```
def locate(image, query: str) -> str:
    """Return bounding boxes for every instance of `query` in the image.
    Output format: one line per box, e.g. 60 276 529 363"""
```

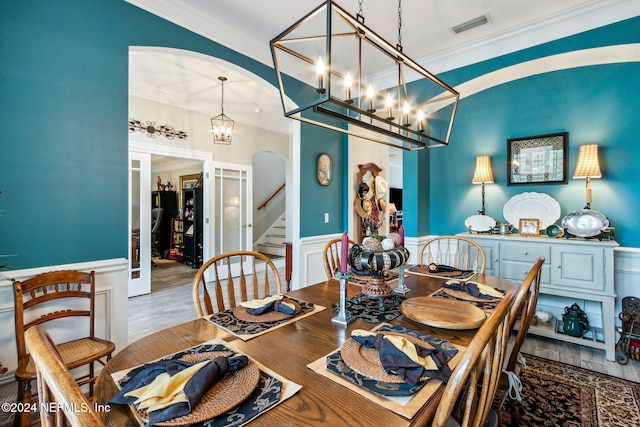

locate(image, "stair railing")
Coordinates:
257 182 285 210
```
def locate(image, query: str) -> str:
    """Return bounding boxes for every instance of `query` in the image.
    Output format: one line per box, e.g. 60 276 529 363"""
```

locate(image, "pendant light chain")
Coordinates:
357 0 365 23
397 0 402 50
220 78 225 114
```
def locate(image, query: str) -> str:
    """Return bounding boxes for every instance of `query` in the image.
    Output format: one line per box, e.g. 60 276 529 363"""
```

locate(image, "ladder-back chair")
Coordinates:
193 251 283 317
432 293 514 427
13 270 115 427
419 236 486 273
25 325 104 427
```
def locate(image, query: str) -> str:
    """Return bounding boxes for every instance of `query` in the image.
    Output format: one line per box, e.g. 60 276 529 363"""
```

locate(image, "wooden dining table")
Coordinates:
96 272 518 427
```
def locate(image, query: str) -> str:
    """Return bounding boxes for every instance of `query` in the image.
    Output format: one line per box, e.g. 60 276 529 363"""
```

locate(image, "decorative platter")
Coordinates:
503 192 561 230
561 209 609 237
464 214 496 232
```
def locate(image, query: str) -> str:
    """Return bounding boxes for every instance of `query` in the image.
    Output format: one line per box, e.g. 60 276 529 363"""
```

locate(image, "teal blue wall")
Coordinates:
0 0 344 270
426 16 640 247
299 122 347 237
1 1 638 271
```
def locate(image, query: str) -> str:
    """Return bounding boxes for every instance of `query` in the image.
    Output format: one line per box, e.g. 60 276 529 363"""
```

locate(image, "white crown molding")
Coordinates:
421 0 640 74
366 0 640 88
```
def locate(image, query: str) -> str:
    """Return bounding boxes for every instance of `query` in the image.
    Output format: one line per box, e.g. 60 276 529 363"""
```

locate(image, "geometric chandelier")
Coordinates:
211 76 235 144
270 0 459 151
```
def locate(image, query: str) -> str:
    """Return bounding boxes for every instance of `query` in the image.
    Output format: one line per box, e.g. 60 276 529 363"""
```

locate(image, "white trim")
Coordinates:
0 258 128 284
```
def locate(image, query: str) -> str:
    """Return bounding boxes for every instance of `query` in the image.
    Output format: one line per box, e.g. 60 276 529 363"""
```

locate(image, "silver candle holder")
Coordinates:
332 273 355 326
393 266 410 295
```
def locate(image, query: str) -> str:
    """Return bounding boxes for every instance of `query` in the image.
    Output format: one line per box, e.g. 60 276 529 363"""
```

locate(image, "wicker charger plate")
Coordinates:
442 287 502 303
132 351 260 426
340 331 435 384
232 299 302 323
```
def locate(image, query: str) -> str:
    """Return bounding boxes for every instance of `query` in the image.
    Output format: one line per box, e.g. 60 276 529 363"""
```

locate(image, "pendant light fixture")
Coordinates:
211 76 234 144
270 0 459 151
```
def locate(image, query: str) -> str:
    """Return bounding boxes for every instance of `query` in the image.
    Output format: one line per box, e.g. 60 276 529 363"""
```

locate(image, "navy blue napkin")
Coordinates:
110 355 248 426
352 334 452 385
443 281 497 300
245 299 296 315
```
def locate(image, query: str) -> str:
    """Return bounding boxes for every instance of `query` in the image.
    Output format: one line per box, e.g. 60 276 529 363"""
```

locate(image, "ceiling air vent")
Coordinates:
451 15 489 34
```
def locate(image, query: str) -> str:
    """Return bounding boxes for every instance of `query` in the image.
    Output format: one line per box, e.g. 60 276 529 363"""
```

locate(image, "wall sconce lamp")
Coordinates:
471 155 494 216
573 144 602 209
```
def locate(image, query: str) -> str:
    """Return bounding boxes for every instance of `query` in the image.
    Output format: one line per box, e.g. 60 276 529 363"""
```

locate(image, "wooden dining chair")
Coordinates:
431 292 514 427
494 257 545 425
419 236 486 273
193 250 283 317
13 270 115 427
25 325 104 427
322 237 357 279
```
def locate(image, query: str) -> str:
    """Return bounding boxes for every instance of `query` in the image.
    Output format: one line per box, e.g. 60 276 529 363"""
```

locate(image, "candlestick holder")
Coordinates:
393 265 410 295
331 273 355 326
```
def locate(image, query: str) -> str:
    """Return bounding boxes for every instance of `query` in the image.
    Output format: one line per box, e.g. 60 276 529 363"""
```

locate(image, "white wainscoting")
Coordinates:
0 258 129 385
298 233 341 289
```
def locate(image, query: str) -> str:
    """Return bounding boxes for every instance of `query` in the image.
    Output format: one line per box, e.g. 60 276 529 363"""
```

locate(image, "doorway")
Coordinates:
128 143 255 297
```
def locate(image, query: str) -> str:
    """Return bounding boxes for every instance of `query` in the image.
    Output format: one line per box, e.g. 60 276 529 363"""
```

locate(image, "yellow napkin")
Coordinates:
239 294 284 309
474 282 504 298
125 359 211 412
351 330 437 370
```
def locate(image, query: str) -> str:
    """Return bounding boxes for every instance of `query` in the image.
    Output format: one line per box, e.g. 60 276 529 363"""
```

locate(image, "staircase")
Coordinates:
254 214 286 257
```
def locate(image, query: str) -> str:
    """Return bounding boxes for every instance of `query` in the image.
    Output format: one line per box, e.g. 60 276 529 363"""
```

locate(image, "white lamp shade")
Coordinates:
471 155 494 184
573 144 602 179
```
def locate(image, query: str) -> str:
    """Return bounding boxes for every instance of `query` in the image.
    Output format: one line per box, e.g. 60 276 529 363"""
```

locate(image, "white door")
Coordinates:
129 152 151 296
211 162 252 276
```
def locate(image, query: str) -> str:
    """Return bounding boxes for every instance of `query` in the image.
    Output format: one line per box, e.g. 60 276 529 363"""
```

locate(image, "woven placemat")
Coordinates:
340 332 435 384
232 299 302 323
441 287 502 303
132 351 260 426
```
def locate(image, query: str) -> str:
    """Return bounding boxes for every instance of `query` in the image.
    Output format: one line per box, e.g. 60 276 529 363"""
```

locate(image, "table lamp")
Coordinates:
388 203 397 229
471 155 494 215
573 144 601 209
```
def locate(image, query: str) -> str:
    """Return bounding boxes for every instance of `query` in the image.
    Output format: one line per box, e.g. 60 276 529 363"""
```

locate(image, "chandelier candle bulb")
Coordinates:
316 57 325 94
344 72 353 104
366 84 376 112
402 100 411 127
417 108 425 132
386 93 395 120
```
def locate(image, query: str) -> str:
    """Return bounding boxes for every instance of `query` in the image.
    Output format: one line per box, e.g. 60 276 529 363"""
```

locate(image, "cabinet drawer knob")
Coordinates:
556 264 561 268
522 251 528 255
494 258 499 262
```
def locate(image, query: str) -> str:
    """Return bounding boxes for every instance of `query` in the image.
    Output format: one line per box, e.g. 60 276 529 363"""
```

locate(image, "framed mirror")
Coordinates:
317 153 332 186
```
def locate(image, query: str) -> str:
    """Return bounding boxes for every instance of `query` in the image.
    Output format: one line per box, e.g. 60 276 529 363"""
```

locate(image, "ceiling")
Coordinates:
127 0 637 135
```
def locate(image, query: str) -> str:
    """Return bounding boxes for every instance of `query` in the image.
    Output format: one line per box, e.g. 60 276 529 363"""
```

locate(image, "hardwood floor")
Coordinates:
129 259 640 382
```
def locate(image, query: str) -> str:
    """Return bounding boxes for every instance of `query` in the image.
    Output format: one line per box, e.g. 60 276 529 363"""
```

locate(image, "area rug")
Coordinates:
498 354 640 426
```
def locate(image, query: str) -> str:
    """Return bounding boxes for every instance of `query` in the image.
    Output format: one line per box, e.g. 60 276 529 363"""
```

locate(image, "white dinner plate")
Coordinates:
464 215 496 232
503 192 560 229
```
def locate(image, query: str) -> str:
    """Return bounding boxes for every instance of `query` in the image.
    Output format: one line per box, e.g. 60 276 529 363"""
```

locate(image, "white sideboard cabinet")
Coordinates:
458 233 618 360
